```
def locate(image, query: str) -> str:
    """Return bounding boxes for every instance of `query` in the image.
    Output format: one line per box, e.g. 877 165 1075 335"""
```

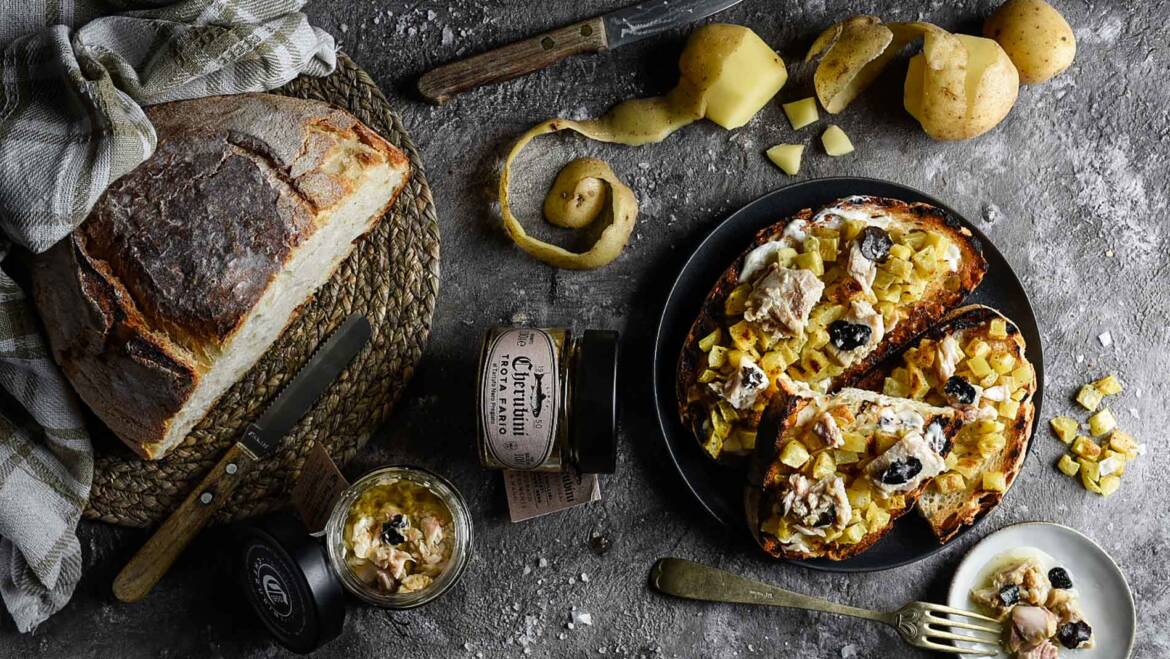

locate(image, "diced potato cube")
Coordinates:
1078 457 1100 483
1080 467 1103 494
888 243 913 262
760 515 785 538
1088 409 1116 437
724 284 752 316
794 250 824 276
1076 384 1103 411
716 400 739 422
945 451 959 470
766 144 804 176
1098 475 1121 496
967 356 993 378
840 523 867 544
708 345 728 369
982 471 1008 492
684 25 789 130
1094 374 1123 396
875 433 900 455
729 320 756 352
833 450 860 465
1071 436 1102 460
821 124 854 156
974 419 1006 434
979 371 999 389
1108 429 1139 457
703 428 724 457
966 339 992 360
911 246 937 276
726 349 746 369
698 328 722 352
698 369 720 384
730 429 757 452
936 472 966 493
779 440 811 468
990 353 1016 375
759 350 788 375
811 451 836 479
883 376 909 398
1011 364 1034 386
953 456 983 480
782 97 819 129
1049 416 1078 444
841 432 869 453
884 494 907 509
847 482 872 509
1057 454 1080 477
999 399 1021 420
819 236 839 263
989 318 1008 339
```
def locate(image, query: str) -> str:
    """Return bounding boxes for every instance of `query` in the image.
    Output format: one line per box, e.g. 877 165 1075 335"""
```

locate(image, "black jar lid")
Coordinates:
571 329 619 474
237 513 345 654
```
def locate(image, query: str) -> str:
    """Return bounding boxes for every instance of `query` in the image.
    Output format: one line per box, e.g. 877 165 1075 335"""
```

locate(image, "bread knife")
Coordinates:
417 0 746 104
112 314 373 603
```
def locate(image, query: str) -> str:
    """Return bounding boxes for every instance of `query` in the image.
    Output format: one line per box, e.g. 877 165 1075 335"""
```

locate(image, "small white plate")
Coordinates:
948 522 1135 659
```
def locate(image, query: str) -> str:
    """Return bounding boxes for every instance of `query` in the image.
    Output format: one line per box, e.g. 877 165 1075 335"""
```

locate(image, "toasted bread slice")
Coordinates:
746 387 963 561
678 195 987 462
853 304 1037 542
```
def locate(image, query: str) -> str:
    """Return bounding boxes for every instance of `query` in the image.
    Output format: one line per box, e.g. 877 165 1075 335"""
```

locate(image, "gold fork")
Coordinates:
650 557 1002 657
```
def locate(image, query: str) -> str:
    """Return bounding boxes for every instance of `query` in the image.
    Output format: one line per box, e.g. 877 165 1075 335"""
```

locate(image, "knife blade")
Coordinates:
417 0 746 104
603 0 746 50
112 315 372 603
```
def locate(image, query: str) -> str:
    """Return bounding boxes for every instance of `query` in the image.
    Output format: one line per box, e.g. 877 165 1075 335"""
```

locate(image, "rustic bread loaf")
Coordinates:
31 93 410 460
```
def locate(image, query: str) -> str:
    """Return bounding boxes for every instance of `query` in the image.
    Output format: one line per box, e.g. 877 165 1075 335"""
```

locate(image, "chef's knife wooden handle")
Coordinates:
418 17 607 104
112 441 257 603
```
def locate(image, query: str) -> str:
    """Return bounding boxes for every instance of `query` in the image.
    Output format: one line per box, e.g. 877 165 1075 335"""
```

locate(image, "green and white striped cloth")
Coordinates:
0 0 335 632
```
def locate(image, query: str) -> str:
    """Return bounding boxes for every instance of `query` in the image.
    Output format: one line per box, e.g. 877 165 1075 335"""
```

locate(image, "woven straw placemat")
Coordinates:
83 54 440 527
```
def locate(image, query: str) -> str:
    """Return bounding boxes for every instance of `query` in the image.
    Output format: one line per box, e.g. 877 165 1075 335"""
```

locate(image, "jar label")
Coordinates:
481 328 559 470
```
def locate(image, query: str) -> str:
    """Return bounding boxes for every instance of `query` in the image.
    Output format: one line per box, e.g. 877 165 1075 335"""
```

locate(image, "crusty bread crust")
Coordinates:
852 304 1036 543
677 196 988 462
32 94 411 460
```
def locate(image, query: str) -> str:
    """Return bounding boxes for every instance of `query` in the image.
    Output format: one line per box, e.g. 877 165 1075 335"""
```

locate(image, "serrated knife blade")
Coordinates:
241 314 372 458
603 0 746 50
113 314 372 603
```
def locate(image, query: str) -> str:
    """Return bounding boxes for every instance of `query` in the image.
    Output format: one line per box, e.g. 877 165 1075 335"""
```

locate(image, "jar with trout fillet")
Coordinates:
325 467 472 608
476 327 618 473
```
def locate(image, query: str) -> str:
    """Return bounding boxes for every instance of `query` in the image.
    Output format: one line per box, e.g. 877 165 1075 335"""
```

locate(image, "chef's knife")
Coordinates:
112 315 372 603
417 0 746 104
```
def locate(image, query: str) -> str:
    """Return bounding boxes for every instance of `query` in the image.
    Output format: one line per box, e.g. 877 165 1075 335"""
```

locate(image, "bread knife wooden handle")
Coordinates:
112 315 372 603
417 17 606 104
112 441 257 603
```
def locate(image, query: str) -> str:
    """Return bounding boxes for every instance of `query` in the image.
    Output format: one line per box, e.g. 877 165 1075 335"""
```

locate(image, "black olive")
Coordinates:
880 457 923 485
813 506 836 528
380 523 406 546
742 366 765 389
944 376 978 405
858 226 893 263
829 320 873 351
389 513 409 529
1057 620 1092 649
1048 566 1073 589
997 584 1020 607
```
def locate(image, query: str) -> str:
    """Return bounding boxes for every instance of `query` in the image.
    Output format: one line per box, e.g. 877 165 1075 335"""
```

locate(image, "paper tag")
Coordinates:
503 469 601 522
290 442 350 535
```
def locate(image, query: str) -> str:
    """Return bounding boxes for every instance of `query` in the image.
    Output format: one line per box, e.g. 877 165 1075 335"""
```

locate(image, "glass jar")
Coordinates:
324 466 472 609
476 327 618 473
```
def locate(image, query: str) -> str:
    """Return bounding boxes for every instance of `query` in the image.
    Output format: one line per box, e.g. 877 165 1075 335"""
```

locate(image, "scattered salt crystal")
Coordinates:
580 572 589 582
980 202 1002 224
567 623 575 630
1128 407 1140 418
441 26 455 47
841 644 859 658
339 23 348 33
1136 443 1147 455
464 642 472 651
1076 354 1085 364
598 648 607 654
1098 331 1113 347
512 602 521 611
558 633 567 640
1105 249 1115 257
568 577 576 584
523 566 532 575
427 9 437 19
572 610 593 626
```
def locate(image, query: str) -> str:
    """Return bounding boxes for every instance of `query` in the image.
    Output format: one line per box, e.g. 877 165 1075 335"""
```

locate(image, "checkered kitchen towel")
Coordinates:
0 0 335 632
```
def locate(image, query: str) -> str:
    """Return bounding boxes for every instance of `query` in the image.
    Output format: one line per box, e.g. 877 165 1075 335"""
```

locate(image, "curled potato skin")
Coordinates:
984 0 1076 84
500 121 639 270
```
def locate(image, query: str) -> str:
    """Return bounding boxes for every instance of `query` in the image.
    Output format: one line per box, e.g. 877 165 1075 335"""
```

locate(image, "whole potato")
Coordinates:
984 0 1076 84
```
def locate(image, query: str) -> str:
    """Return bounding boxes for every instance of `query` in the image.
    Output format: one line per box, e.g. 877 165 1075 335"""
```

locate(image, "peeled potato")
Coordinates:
905 32 1019 140
680 24 788 129
984 0 1076 84
805 16 909 113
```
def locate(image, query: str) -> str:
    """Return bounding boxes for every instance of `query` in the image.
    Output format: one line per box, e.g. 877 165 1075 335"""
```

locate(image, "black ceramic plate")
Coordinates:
652 177 1044 572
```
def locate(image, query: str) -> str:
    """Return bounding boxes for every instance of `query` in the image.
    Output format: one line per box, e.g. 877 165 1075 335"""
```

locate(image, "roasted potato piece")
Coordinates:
984 0 1076 84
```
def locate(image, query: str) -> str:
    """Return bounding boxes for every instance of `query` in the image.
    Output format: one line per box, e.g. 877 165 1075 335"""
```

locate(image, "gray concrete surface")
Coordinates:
2 1 1168 657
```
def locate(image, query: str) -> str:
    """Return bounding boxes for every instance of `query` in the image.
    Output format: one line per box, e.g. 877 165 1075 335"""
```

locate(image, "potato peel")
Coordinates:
806 16 896 114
